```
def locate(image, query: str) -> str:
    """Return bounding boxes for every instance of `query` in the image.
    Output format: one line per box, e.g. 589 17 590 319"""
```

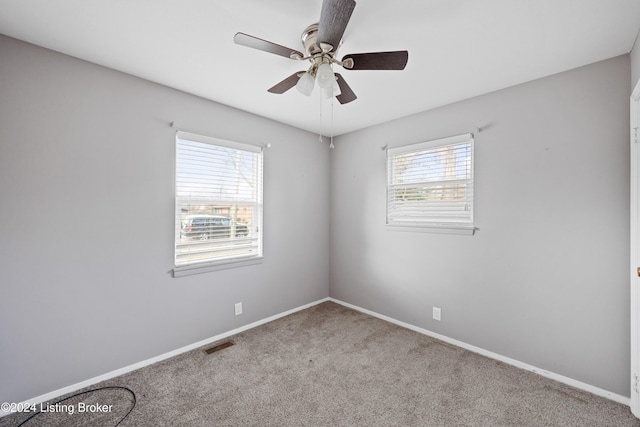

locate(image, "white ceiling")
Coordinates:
1 0 639 136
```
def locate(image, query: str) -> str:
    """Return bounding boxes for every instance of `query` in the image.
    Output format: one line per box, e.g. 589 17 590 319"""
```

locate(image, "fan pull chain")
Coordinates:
329 94 335 149
319 90 323 143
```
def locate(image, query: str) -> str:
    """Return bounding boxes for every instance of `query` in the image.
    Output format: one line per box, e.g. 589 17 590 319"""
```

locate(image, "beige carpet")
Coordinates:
2 301 639 426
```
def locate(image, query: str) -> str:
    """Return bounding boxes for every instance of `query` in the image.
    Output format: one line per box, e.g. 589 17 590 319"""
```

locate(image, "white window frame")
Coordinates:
173 131 263 277
386 133 476 235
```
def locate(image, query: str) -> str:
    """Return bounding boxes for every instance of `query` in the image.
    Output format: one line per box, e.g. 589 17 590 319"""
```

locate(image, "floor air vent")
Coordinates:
203 340 235 355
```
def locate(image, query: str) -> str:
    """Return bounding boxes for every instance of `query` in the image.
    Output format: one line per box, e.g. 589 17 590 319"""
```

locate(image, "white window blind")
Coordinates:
387 133 474 227
174 131 263 271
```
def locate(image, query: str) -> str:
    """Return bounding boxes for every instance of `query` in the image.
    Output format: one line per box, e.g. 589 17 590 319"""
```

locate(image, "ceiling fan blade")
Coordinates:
318 0 356 50
341 51 409 70
267 72 303 94
234 32 304 59
334 73 357 104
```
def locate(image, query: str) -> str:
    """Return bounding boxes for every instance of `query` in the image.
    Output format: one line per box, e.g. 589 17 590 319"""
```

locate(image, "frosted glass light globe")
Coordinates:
296 72 315 96
316 63 335 89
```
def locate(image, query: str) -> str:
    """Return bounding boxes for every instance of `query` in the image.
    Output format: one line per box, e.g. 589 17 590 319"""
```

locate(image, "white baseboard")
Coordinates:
0 297 330 418
328 297 630 406
4 295 627 419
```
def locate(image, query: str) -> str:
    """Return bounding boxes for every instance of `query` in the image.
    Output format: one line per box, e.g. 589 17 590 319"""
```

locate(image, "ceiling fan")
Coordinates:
233 0 408 104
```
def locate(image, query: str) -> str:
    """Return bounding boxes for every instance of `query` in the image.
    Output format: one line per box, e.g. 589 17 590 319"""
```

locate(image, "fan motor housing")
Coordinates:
301 23 323 56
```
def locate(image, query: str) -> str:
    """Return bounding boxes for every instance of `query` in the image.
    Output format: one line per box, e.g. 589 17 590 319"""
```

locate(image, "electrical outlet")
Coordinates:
234 302 243 316
433 307 441 321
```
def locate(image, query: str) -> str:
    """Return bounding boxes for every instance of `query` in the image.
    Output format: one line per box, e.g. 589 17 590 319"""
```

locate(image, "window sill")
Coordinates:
386 224 477 236
173 256 263 278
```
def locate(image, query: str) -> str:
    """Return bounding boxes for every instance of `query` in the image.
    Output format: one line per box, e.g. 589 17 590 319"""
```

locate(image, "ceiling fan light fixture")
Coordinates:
316 62 335 89
323 76 342 99
296 71 315 96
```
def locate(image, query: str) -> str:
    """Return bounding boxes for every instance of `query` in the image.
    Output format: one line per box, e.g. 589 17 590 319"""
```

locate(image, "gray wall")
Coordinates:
330 55 631 395
0 35 330 403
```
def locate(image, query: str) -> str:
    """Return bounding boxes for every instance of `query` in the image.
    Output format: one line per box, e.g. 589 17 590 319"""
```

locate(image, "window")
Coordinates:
386 133 474 233
174 131 263 276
